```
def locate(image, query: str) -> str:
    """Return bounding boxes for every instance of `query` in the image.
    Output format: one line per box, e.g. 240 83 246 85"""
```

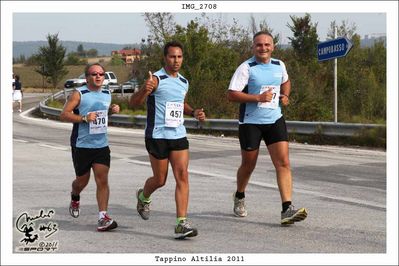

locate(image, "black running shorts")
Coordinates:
145 137 189 160
238 116 288 151
71 146 111 176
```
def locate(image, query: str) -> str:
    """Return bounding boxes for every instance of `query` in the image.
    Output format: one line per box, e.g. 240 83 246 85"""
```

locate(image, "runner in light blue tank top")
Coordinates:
71 85 111 148
61 63 120 232
145 67 189 139
227 32 308 225
228 56 289 124
129 41 206 239
243 56 287 124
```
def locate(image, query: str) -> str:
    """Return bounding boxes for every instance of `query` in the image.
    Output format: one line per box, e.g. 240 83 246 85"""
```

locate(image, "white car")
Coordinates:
64 71 118 88
102 71 118 85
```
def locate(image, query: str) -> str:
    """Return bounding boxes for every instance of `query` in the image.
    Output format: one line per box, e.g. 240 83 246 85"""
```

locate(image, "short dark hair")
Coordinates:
15 74 20 81
253 31 274 41
163 41 184 56
84 63 106 77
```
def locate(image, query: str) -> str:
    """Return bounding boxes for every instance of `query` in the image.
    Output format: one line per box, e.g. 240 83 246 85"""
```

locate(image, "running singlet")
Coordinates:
228 56 289 124
145 68 189 139
70 85 111 148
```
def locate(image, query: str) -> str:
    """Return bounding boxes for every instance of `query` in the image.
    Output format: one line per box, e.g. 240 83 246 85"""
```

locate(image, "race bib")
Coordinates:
258 85 280 109
165 102 184 128
89 110 108 134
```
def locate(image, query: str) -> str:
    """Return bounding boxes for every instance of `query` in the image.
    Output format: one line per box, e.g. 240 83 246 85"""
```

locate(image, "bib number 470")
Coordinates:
93 117 106 125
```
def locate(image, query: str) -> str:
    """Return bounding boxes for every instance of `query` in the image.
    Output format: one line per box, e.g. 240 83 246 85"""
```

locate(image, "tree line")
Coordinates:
132 13 386 124
25 13 386 124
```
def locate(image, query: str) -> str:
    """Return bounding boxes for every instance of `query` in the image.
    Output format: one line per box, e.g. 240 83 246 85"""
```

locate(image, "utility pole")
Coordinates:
334 26 338 123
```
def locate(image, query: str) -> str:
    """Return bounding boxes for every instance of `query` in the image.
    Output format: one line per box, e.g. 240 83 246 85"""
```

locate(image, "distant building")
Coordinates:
364 33 386 39
362 34 386 47
111 48 141 64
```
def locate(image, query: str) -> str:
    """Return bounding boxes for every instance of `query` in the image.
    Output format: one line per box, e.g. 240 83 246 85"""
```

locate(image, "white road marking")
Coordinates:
38 144 69 151
118 157 386 210
13 139 29 143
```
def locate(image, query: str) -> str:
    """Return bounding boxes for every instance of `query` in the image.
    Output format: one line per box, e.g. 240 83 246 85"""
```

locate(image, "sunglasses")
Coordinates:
90 72 105 77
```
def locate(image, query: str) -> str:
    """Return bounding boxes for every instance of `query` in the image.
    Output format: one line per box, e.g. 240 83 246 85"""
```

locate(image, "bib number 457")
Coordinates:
169 110 182 118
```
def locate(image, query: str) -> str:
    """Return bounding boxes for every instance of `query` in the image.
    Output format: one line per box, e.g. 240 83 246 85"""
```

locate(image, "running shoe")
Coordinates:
97 214 118 232
281 205 308 225
69 200 80 218
174 220 198 240
136 188 150 220
233 193 247 217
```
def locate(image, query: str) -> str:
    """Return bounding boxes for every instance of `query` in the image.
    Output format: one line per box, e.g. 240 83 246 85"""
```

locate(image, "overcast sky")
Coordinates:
13 12 386 45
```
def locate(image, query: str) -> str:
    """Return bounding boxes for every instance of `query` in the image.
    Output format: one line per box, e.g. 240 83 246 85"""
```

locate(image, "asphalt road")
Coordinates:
7 93 392 265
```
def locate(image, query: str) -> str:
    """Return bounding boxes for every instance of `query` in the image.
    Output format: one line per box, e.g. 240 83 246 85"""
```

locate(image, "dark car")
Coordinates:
113 78 139 93
64 78 86 88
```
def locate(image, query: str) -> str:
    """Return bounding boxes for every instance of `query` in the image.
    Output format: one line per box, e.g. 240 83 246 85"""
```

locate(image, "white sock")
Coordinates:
99 211 107 220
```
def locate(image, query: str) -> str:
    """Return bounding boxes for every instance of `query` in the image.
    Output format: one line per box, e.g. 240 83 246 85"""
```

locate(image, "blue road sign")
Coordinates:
317 37 353 61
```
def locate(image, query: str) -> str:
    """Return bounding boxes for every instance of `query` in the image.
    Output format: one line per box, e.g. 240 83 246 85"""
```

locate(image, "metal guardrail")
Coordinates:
39 89 385 137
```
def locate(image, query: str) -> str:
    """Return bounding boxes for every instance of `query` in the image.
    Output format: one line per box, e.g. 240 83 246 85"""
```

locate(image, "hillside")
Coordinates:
13 40 140 59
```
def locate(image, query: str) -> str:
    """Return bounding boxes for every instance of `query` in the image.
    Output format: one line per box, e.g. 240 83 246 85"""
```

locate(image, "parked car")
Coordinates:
63 71 118 88
64 79 78 88
113 78 139 93
103 71 118 86
64 74 86 88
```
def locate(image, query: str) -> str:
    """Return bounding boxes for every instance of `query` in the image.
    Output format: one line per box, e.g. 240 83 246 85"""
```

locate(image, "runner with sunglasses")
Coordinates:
61 63 120 231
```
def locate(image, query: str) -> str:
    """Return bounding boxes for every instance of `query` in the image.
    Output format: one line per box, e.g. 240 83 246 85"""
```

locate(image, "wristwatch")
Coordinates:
82 115 88 123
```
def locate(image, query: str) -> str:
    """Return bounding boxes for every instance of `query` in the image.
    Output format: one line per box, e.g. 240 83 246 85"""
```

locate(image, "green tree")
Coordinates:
173 21 241 117
143 13 176 44
65 53 87 65
35 33 68 91
327 20 357 40
136 38 163 82
336 34 386 123
77 44 86 57
249 15 280 45
284 14 332 121
110 53 124 66
287 13 319 61
194 13 252 62
86 48 98 57
24 54 41 66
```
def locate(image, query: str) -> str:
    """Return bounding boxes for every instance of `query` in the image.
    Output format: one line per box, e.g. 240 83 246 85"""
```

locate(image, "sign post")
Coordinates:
317 32 353 123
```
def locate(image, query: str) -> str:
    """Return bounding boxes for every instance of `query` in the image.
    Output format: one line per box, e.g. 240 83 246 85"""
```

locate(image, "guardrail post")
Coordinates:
63 88 68 102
